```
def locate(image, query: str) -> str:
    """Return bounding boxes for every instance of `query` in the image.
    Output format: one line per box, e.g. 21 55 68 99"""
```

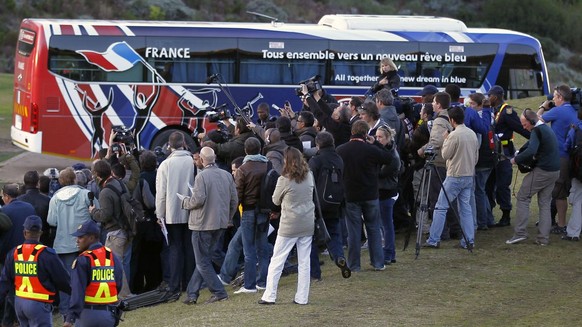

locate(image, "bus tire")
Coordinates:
150 129 198 153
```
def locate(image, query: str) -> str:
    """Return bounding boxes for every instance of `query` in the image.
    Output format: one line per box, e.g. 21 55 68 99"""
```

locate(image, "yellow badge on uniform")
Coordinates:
72 258 77 269
506 108 513 114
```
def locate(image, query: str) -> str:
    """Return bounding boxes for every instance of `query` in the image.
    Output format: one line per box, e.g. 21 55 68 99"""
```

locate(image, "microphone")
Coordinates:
88 192 95 206
205 73 219 84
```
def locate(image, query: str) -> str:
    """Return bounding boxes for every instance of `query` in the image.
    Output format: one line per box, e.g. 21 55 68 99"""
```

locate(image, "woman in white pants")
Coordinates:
259 147 314 305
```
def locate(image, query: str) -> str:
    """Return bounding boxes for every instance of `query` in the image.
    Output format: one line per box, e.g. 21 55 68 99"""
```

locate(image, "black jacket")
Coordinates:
18 188 53 246
337 136 392 202
307 97 351 146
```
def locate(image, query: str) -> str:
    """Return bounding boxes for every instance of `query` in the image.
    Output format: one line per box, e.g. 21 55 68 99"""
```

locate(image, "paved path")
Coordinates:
0 152 92 184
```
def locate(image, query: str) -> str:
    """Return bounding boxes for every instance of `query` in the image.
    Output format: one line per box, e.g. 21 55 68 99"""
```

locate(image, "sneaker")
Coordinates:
234 287 257 294
505 236 527 244
256 285 266 291
534 240 548 246
217 275 229 286
422 241 440 249
550 226 567 235
204 295 228 304
458 242 475 250
561 235 580 241
374 265 386 271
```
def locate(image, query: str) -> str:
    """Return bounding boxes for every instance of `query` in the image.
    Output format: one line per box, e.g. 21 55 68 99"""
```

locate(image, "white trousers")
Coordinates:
261 235 312 304
567 178 582 237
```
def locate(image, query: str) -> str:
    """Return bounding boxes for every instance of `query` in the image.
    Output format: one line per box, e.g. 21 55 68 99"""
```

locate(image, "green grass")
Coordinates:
0 73 13 139
117 214 582 327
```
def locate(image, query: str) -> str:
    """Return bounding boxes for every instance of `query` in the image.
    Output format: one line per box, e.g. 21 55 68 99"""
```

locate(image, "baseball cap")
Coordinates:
23 215 43 232
487 85 504 96
71 220 100 237
417 85 439 96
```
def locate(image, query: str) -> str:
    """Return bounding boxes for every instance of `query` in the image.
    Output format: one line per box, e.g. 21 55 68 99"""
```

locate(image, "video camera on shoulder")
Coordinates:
207 104 231 123
296 75 322 96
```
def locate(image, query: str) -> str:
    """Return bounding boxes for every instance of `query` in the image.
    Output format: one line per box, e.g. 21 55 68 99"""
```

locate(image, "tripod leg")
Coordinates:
415 164 432 259
432 168 473 253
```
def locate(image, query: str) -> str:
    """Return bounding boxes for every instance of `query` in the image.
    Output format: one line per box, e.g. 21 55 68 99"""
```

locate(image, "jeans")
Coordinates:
186 230 228 300
166 223 194 293
428 176 475 247
241 210 271 289
475 168 494 228
379 197 397 262
310 213 345 279
345 199 384 271
219 227 243 283
513 168 559 243
567 179 582 237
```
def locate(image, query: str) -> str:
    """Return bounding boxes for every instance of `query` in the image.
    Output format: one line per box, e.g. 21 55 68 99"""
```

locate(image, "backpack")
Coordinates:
315 165 345 212
258 161 281 214
106 182 145 238
569 125 582 181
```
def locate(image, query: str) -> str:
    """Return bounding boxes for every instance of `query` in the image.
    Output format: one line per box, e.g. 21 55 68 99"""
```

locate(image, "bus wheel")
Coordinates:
150 129 198 152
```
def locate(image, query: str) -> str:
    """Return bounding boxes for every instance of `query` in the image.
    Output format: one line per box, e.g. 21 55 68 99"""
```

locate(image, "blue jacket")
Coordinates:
565 120 582 152
47 185 97 254
0 200 36 263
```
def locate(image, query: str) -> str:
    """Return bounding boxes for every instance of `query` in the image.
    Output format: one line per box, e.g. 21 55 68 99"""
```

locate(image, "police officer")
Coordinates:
487 85 530 226
0 215 71 327
64 220 123 327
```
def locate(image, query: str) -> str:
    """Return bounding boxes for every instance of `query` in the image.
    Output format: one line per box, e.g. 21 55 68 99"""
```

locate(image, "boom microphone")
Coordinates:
88 192 94 206
205 73 219 84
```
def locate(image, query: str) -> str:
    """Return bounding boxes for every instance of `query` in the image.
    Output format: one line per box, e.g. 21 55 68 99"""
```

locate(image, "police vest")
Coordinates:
13 244 56 303
82 246 118 304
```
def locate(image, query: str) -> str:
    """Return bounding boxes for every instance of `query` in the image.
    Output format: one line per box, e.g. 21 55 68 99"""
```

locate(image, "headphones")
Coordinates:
523 109 537 125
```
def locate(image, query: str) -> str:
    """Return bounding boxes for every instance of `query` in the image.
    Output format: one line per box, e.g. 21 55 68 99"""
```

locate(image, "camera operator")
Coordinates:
537 84 578 234
418 92 460 240
212 117 254 169
506 109 560 245
299 84 351 146
423 106 479 249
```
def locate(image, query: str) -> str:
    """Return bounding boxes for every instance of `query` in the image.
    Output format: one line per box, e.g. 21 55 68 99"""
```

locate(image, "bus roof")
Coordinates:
23 16 539 45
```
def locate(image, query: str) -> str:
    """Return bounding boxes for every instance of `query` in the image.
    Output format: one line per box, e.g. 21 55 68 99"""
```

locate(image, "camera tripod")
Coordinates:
414 157 473 258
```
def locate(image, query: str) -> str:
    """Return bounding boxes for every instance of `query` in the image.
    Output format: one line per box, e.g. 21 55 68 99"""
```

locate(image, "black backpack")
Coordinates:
569 125 582 182
106 182 145 238
258 161 281 214
315 165 345 212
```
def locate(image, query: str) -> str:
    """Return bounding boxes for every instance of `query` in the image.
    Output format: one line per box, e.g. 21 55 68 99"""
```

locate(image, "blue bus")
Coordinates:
12 14 549 158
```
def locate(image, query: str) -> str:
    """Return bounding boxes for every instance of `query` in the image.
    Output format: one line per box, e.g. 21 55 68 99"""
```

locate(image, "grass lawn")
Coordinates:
118 212 582 327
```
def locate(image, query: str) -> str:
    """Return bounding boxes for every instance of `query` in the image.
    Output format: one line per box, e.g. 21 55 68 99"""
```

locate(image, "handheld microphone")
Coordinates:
88 192 95 206
205 73 219 84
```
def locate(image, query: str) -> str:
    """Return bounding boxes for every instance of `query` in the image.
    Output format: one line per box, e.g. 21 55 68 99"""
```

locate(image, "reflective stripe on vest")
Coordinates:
83 247 118 304
14 244 55 303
